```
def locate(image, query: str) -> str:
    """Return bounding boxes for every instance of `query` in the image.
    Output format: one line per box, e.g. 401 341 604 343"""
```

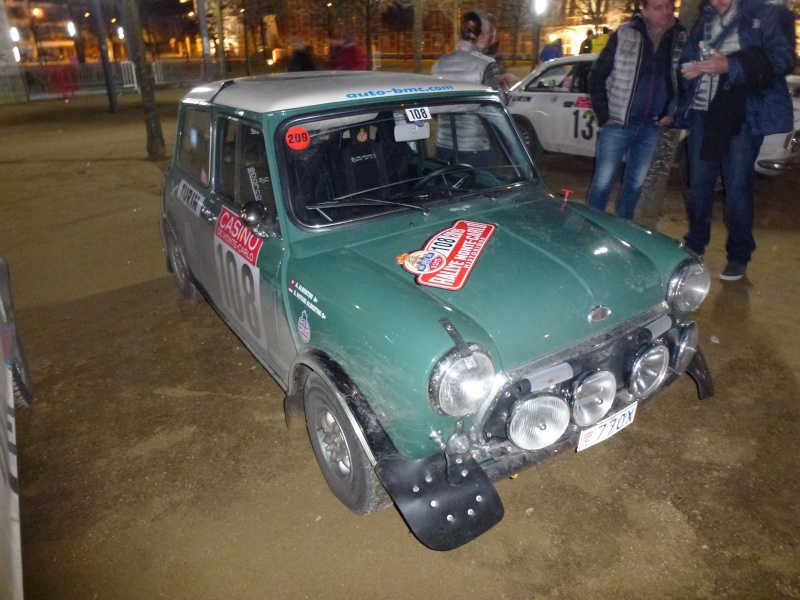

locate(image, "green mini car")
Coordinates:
161 71 713 550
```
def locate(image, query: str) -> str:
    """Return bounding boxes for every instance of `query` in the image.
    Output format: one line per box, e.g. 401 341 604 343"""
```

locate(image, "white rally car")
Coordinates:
508 54 800 177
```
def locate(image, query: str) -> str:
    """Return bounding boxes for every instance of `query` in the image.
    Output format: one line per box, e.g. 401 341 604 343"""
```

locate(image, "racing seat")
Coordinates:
334 126 389 198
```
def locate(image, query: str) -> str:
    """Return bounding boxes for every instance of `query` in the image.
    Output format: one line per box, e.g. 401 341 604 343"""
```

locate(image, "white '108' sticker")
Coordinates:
405 107 431 121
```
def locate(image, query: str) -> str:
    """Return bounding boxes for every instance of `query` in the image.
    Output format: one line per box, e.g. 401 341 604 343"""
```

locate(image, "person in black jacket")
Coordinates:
586 0 686 219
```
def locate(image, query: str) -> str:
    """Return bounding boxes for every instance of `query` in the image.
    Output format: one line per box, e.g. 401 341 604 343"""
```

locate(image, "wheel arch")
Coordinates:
511 114 543 161
283 350 397 466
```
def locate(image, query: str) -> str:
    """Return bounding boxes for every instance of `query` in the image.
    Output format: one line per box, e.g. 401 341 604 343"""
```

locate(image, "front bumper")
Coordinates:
375 346 713 551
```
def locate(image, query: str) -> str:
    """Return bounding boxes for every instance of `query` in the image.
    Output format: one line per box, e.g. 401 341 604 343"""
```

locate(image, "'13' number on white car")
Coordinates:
215 243 267 349
573 110 596 141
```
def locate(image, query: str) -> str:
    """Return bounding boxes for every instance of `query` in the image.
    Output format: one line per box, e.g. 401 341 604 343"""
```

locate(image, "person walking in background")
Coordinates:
540 38 564 62
675 0 795 281
592 27 613 53
580 30 595 54
585 0 686 220
287 40 317 72
332 32 368 70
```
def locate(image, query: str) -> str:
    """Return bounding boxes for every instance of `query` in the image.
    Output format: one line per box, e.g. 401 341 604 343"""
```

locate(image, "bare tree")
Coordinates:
122 0 166 159
497 0 532 64
346 0 385 69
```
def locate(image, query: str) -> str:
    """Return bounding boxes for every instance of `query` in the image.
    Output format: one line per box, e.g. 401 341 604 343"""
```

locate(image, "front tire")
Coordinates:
513 116 543 162
166 232 198 300
304 373 389 515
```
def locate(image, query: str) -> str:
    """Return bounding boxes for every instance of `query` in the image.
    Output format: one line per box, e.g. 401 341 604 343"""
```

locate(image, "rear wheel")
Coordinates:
304 373 389 515
513 116 543 163
166 232 198 300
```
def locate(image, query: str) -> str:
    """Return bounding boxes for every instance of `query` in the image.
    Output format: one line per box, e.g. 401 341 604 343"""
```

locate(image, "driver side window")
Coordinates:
525 65 576 92
216 117 279 230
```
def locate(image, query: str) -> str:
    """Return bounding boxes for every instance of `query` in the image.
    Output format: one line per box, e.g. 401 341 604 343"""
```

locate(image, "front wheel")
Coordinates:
304 373 389 515
513 116 543 162
166 232 198 300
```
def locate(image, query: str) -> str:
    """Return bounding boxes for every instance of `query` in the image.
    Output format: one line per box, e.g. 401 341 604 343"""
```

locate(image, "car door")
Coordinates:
197 114 291 380
558 61 598 156
166 106 219 288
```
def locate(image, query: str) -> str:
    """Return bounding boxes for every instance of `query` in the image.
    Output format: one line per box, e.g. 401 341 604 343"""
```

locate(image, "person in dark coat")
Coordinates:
580 30 595 54
287 42 316 72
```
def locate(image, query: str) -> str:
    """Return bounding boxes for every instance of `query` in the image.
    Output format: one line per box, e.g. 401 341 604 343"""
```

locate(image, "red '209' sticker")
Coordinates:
286 126 310 150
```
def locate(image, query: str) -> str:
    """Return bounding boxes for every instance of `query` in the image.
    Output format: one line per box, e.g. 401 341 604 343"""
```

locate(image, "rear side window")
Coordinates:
177 107 211 186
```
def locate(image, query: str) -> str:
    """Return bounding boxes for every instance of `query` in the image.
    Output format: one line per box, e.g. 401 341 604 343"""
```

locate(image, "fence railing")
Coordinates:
0 59 214 104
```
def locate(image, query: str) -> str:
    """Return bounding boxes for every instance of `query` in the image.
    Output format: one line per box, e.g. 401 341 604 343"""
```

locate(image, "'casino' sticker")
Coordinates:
286 126 310 150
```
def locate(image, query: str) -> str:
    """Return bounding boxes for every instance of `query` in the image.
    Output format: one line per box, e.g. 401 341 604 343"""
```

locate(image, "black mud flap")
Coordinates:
687 347 714 399
376 453 504 551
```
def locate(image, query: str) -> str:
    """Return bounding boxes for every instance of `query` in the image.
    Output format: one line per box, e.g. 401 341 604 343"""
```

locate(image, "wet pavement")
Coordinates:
2 93 799 599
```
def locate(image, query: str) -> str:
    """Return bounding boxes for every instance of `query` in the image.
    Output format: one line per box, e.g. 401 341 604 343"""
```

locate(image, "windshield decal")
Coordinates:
286 126 311 150
398 220 495 291
345 85 454 99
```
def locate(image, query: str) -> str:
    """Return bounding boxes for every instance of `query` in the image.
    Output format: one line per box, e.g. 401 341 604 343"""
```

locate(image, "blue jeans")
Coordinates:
587 121 663 219
683 110 763 264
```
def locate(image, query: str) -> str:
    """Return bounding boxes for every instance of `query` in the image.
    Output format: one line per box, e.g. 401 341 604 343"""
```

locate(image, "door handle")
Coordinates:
562 100 575 107
200 204 217 222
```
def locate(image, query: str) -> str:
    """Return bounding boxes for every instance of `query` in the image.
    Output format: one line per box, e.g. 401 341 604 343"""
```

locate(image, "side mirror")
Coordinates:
239 201 269 238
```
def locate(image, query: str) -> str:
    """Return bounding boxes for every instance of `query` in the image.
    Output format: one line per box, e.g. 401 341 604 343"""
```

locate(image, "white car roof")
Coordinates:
182 71 494 114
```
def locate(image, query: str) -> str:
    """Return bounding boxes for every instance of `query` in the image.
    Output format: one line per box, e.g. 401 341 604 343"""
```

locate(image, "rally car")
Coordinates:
161 71 713 550
508 54 800 176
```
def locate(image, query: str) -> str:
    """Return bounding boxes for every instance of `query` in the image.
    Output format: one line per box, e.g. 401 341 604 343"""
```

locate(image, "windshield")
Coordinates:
279 99 537 228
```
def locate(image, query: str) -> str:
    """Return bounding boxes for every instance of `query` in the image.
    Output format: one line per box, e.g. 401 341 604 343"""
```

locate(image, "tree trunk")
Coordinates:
89 0 119 113
413 0 423 73
633 0 703 227
213 0 226 77
196 0 213 80
123 0 166 160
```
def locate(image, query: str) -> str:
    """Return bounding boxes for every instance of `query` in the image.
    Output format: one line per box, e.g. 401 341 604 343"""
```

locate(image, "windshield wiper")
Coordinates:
305 197 430 215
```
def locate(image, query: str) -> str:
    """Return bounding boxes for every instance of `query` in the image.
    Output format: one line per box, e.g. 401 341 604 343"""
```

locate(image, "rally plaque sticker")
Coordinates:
398 220 495 290
214 205 267 350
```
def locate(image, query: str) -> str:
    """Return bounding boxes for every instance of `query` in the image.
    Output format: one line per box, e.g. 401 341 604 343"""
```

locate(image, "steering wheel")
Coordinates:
412 163 474 190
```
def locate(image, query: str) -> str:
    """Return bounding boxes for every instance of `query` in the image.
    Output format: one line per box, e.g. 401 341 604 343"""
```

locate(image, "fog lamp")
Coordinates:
629 343 670 398
507 394 570 450
572 370 617 427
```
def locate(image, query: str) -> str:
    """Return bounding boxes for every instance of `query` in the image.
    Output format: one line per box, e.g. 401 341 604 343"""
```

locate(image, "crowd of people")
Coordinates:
586 0 795 281
282 1 795 282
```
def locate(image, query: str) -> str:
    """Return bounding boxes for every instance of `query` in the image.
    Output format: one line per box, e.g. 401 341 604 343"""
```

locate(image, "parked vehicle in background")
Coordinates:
162 71 713 550
0 259 30 600
508 54 800 176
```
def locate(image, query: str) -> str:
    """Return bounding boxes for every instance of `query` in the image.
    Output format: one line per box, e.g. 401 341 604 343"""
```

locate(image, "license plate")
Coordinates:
577 402 638 452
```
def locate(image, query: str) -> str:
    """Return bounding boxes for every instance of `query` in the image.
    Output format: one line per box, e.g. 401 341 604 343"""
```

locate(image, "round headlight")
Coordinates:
668 260 710 313
629 343 670 398
507 394 570 450
429 345 494 417
572 370 617 427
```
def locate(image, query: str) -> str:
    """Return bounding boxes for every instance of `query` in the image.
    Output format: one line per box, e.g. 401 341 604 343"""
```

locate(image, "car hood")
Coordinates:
339 199 674 370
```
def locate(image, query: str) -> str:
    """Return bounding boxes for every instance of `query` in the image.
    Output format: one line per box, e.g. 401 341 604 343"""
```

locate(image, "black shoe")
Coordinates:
720 262 747 281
